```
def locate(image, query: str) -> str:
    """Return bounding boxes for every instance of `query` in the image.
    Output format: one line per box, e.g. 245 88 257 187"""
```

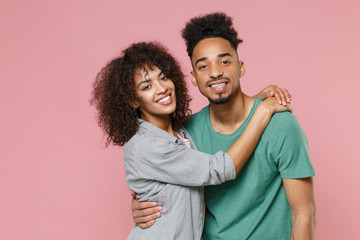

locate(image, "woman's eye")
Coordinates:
142 85 151 90
160 75 167 81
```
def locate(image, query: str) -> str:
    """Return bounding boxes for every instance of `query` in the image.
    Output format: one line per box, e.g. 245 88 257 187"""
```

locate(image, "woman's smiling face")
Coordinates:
133 65 176 122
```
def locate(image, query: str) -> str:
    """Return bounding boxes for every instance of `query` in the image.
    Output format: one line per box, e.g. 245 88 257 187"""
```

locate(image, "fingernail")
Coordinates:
157 206 163 211
283 101 286 105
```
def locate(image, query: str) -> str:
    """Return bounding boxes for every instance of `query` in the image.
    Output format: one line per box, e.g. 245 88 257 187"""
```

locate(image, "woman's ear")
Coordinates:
129 102 139 109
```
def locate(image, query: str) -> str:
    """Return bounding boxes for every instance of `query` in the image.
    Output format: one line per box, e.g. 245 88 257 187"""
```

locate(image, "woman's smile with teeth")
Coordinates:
158 95 170 103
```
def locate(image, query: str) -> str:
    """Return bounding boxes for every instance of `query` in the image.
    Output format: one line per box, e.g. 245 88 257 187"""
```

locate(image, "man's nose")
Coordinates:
209 64 223 78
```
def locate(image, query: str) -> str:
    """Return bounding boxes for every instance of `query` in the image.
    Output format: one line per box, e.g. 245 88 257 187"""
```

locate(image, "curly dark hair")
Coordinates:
90 42 192 146
181 12 243 58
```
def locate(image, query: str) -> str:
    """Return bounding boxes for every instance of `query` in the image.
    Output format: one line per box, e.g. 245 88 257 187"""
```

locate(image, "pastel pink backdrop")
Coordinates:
1 0 359 239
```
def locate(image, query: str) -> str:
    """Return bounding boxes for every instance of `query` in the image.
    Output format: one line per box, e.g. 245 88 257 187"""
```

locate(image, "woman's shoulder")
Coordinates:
124 125 153 150
124 121 179 153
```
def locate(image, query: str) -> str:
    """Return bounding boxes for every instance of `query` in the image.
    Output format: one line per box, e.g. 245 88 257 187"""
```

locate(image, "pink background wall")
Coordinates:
1 0 359 239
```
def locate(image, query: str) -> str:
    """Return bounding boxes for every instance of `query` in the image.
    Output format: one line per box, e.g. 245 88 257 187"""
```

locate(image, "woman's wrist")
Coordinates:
258 101 275 116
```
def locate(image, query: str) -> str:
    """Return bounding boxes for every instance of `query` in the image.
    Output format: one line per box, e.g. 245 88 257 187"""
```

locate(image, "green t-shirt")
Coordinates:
184 98 315 240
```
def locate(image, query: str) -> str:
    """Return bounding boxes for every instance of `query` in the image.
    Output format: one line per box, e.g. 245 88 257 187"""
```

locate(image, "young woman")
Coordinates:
91 42 291 239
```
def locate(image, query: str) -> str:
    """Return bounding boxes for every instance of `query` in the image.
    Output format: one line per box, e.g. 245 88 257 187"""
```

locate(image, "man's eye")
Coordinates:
222 60 231 64
198 65 207 70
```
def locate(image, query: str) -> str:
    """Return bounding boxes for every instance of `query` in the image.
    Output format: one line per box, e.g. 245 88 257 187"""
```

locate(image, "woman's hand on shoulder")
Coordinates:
254 84 291 106
260 97 292 115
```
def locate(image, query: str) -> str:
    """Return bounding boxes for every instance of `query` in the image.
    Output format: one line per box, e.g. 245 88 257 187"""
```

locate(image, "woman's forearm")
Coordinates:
227 103 272 174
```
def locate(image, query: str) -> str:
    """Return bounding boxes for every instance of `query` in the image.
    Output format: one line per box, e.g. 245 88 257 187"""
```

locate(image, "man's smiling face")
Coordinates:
190 37 245 104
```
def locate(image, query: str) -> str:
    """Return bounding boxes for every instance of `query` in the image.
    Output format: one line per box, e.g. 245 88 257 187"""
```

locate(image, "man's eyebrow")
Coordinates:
195 57 207 66
218 53 232 58
194 53 233 66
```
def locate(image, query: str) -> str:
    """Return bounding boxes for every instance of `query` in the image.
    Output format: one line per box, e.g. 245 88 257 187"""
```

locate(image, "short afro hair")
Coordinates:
181 12 243 58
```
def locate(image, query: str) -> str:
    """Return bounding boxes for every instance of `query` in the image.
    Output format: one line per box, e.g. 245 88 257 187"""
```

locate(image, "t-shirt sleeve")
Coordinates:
123 132 236 187
272 113 315 179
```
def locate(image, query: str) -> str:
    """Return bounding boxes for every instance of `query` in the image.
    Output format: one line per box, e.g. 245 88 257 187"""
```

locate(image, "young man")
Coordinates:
132 13 316 240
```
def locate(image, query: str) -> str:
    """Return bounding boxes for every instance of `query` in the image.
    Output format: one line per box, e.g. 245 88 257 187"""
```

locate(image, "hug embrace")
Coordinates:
91 12 315 240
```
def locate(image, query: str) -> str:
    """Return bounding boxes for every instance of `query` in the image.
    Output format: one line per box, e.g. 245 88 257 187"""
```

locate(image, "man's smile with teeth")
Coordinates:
210 83 227 88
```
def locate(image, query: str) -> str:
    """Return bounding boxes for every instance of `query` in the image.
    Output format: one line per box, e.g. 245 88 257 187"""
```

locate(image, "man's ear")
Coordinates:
190 71 198 87
239 61 246 78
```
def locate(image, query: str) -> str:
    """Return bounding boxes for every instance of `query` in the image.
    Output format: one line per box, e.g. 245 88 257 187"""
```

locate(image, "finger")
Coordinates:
269 85 277 97
264 85 275 97
278 88 291 104
280 103 292 113
133 205 162 218
130 190 136 199
138 220 156 229
135 211 162 226
264 89 274 98
275 87 287 105
273 91 282 105
131 200 158 211
287 104 293 113
283 89 292 102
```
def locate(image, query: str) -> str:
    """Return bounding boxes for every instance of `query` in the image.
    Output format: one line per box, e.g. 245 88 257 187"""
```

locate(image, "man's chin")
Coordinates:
208 94 232 105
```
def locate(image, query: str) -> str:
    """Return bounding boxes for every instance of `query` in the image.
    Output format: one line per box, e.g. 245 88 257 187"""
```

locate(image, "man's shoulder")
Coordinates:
264 112 314 178
268 111 303 132
262 111 308 147
253 97 300 130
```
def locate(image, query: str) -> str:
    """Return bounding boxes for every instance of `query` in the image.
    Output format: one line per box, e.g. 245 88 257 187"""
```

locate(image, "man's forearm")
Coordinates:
283 177 316 240
291 210 316 240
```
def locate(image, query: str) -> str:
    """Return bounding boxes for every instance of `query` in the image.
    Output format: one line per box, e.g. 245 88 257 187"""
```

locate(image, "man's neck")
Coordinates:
209 93 255 135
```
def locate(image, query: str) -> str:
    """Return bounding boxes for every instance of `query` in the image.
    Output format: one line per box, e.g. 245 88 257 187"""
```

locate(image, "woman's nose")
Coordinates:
155 81 167 94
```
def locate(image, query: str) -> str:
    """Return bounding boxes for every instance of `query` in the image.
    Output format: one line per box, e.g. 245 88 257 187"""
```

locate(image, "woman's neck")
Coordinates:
141 114 176 136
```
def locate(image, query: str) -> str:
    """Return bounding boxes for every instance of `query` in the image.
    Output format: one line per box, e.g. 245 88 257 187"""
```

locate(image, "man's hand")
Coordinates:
254 85 291 106
130 191 162 229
